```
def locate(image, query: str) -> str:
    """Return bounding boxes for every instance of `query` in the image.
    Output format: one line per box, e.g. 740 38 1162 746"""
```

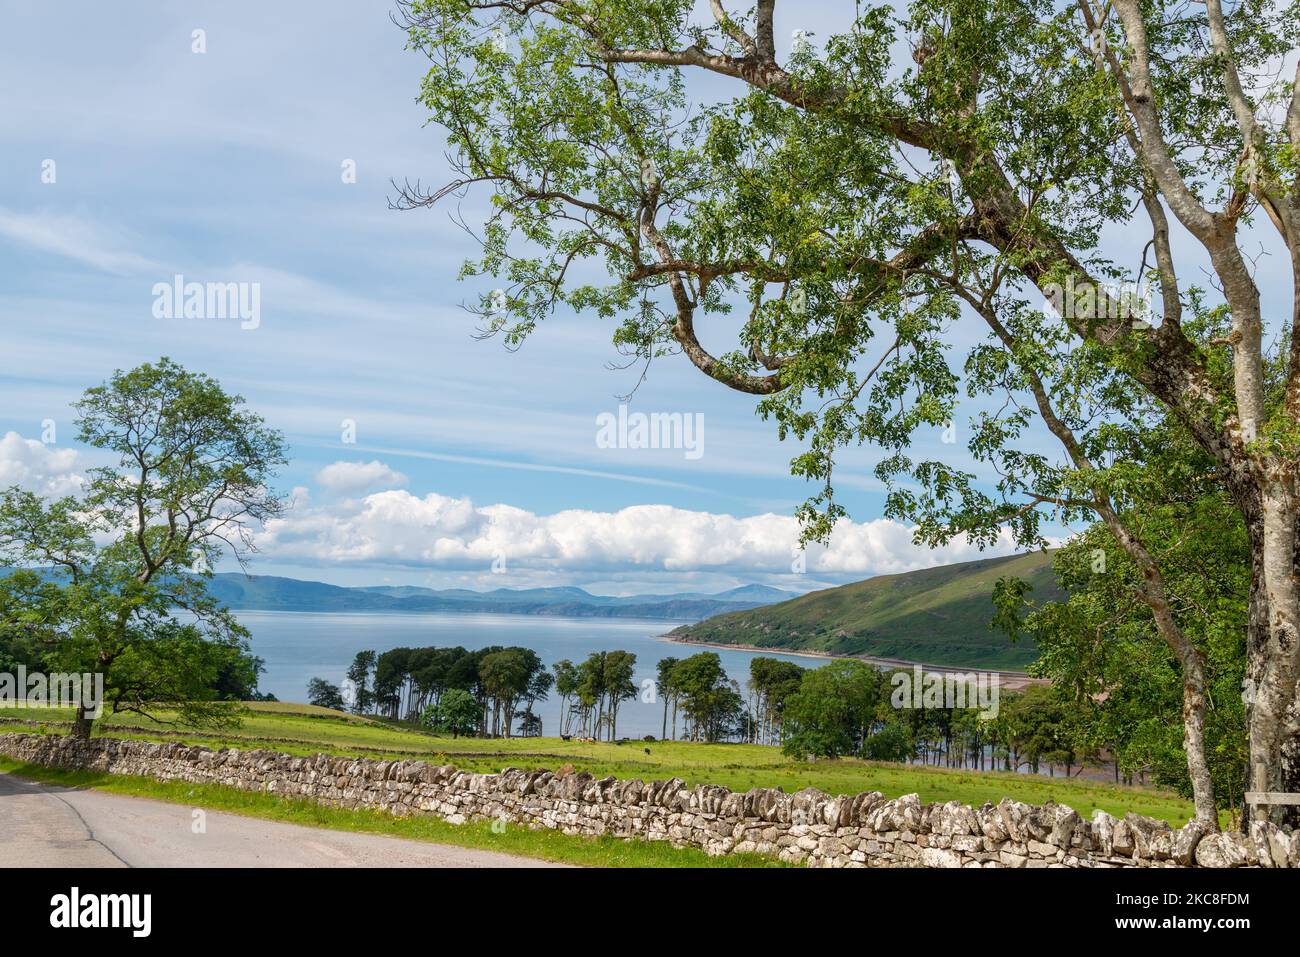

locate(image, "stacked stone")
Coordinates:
1 732 1295 868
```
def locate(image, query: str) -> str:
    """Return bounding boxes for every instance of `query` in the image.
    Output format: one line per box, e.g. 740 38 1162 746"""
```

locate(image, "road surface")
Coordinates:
0 771 566 868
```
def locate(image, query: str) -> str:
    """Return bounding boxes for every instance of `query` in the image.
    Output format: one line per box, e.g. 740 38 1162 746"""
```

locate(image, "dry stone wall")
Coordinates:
2 732 1295 868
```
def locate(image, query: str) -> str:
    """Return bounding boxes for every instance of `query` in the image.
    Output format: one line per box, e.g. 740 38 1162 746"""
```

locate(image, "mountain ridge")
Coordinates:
202 573 798 621
667 551 1062 669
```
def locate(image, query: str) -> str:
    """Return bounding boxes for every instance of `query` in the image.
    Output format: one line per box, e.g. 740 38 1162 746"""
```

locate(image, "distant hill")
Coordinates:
202 573 797 621
668 551 1062 669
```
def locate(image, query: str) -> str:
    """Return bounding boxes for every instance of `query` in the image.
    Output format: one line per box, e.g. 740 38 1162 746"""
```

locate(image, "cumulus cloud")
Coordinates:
314 459 408 495
0 431 83 497
256 489 1024 578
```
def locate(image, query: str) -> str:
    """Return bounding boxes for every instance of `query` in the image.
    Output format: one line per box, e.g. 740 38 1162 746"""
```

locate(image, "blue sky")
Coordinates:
0 2 1287 595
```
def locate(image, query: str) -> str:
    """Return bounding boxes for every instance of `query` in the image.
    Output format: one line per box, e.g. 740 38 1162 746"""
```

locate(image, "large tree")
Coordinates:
397 0 1300 822
782 659 882 759
479 646 546 736
0 358 287 737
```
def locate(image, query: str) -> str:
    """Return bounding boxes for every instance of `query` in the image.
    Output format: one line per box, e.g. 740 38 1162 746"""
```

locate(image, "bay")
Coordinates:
239 609 820 739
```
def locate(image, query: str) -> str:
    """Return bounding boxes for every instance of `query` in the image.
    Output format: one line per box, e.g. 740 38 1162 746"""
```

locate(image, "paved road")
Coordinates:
0 771 566 868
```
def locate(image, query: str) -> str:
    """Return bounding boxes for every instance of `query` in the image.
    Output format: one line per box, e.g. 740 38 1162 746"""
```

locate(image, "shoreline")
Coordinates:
656 634 1047 691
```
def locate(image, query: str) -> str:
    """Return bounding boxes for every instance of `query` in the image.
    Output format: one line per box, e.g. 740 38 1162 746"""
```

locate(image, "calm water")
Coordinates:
239 609 820 739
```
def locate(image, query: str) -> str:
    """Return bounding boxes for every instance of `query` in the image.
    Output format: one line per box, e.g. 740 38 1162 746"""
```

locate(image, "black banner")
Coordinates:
0 865 1277 942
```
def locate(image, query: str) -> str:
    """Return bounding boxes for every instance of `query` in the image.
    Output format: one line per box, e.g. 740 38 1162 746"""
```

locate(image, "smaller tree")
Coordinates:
423 687 480 738
671 653 743 743
602 650 638 741
553 659 578 736
307 677 346 712
749 657 805 745
346 650 377 715
519 668 553 737
515 712 543 737
655 656 679 741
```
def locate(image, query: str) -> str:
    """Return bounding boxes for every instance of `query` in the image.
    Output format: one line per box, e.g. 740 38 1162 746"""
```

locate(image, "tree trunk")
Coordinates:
1090 500 1221 821
1179 648 1220 826
1245 495 1300 827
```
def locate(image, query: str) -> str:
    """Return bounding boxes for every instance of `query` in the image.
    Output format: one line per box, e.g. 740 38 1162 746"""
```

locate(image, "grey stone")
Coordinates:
1194 832 1255 868
1 731 1291 871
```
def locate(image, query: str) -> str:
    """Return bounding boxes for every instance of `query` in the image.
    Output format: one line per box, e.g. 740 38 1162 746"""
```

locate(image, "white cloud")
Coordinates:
314 459 408 495
0 431 83 496
255 489 1024 578
0 208 158 275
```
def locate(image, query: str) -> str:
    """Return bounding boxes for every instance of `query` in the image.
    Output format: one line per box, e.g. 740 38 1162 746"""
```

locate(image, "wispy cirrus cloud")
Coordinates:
0 207 159 275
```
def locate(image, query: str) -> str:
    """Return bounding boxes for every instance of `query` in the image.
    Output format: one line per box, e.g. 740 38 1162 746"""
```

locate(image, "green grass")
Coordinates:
0 701 1199 826
671 550 1063 668
0 756 787 868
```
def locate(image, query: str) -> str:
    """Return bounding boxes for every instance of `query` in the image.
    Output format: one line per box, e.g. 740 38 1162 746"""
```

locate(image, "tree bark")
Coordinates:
1179 648 1219 826
1245 492 1300 827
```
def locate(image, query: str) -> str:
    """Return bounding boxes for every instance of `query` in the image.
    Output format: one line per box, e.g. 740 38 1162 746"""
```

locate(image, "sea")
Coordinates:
238 609 818 739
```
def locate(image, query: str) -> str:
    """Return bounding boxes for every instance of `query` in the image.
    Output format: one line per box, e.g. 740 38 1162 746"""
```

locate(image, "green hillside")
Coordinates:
669 551 1062 669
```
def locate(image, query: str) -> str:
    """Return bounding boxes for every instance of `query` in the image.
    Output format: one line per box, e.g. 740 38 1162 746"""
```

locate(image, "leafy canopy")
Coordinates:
0 358 287 729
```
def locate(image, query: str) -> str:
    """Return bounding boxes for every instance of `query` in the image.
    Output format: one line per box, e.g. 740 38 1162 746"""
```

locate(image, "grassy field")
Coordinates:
0 701 1198 826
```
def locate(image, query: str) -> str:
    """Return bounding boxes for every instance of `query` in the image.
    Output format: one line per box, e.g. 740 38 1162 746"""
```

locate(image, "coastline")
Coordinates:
656 633 1047 691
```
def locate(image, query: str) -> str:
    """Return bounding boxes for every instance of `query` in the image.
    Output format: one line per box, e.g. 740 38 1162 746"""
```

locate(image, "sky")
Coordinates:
0 1 1289 596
